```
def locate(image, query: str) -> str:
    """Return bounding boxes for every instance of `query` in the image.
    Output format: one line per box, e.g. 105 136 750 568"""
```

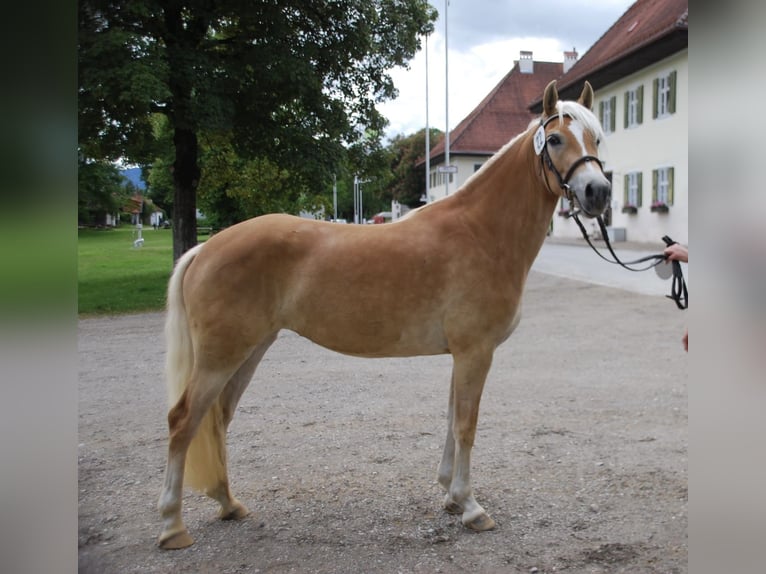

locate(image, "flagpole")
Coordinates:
444 0 450 196
425 32 430 204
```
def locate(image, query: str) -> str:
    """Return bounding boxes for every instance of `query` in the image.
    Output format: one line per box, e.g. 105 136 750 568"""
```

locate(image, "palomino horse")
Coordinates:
157 80 610 549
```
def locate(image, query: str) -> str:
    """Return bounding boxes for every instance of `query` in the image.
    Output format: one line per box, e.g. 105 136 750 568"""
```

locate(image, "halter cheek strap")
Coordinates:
538 114 603 201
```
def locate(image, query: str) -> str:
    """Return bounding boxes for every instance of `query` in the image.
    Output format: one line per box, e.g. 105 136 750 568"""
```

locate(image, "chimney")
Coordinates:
519 50 533 74
563 47 578 74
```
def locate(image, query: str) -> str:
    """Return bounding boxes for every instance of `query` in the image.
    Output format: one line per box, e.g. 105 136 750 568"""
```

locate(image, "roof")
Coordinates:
531 0 688 107
425 60 562 163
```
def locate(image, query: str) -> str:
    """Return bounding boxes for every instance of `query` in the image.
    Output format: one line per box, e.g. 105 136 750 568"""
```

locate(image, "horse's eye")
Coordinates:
596 138 601 146
547 134 561 146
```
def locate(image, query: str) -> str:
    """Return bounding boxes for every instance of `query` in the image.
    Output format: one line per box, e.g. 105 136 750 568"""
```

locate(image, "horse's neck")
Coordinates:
454 131 558 269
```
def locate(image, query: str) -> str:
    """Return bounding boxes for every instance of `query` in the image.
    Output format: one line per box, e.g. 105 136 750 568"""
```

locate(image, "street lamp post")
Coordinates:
333 173 338 221
353 175 370 224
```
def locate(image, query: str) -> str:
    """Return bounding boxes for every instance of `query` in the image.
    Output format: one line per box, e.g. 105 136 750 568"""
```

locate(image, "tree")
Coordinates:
77 157 130 225
383 128 443 207
197 131 324 229
79 0 437 261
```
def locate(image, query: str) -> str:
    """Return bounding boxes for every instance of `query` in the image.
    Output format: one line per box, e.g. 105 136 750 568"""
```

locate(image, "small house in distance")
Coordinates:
422 51 570 203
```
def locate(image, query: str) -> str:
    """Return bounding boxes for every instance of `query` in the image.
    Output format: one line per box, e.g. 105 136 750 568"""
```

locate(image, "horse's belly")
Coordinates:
287 308 450 358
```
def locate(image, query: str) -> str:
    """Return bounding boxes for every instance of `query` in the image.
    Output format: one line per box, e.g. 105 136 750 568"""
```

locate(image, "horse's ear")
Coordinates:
577 81 594 110
543 80 558 117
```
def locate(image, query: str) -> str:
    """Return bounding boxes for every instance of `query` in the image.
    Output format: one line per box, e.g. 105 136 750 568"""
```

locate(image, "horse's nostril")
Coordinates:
585 184 594 198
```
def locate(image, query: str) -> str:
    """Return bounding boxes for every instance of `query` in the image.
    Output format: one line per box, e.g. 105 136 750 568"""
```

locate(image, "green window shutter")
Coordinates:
599 100 604 125
637 172 643 206
610 96 616 132
652 78 659 119
624 91 629 129
668 167 675 205
637 85 644 124
652 169 658 203
623 174 629 204
668 71 677 114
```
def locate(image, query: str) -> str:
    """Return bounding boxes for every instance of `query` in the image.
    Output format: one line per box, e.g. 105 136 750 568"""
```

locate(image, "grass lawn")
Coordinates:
78 227 210 315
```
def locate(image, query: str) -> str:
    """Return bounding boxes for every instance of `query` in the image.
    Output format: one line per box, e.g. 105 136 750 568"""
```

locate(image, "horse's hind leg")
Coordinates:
204 334 278 520
441 348 496 531
158 356 252 549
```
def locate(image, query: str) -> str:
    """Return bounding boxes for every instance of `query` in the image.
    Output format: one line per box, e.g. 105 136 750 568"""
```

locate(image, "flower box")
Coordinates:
650 203 669 213
621 205 638 214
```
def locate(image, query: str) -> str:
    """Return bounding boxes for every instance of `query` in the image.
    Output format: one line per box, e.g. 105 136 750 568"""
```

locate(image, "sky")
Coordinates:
378 0 636 139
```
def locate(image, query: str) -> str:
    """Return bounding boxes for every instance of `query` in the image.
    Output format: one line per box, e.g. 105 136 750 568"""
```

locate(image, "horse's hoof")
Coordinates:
463 512 496 531
158 529 194 550
444 500 463 515
220 501 250 521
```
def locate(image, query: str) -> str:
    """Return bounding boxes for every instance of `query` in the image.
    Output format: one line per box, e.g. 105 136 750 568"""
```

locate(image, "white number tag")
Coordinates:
533 125 546 155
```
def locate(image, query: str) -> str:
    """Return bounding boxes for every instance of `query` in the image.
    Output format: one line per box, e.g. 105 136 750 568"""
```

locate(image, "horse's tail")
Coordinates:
164 243 226 492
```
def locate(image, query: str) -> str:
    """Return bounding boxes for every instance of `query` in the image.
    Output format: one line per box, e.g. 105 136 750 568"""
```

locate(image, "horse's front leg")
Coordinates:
437 374 461 512
440 348 496 531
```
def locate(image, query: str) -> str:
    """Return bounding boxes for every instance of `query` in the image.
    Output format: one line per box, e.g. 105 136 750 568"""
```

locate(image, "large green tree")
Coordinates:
385 127 443 207
79 0 437 261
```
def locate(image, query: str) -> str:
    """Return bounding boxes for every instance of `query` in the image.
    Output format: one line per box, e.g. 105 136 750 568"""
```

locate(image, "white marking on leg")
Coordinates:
158 453 187 536
437 377 456 493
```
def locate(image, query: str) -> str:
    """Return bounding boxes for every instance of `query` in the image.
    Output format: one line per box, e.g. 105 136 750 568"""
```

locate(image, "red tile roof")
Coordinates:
425 0 687 162
537 0 688 103
426 60 562 162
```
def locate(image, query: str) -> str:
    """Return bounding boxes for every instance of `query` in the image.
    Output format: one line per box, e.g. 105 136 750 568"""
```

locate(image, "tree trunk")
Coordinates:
172 127 200 262
163 3 206 263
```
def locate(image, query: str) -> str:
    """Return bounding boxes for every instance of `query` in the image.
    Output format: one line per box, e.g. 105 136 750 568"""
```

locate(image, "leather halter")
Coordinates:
538 113 603 205
538 115 687 310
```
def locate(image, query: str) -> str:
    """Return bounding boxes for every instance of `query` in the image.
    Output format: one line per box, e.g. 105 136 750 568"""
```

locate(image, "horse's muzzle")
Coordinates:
577 180 611 218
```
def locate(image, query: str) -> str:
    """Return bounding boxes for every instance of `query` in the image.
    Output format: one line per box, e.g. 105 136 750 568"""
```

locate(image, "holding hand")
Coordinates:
663 243 688 263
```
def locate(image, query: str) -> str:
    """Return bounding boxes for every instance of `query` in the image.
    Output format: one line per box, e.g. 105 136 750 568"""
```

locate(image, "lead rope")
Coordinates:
568 211 688 310
536 112 686 310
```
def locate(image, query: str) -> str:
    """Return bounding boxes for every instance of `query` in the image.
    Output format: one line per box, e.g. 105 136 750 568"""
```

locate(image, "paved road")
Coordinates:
533 239 688 297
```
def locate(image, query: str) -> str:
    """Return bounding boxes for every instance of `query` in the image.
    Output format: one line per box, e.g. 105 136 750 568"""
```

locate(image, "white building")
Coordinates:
533 0 688 245
420 0 688 246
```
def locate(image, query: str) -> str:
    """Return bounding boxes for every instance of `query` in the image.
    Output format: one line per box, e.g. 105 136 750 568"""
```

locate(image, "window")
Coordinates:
652 167 675 209
623 171 642 211
429 171 453 187
598 95 616 133
473 163 484 172
624 85 644 128
653 71 677 119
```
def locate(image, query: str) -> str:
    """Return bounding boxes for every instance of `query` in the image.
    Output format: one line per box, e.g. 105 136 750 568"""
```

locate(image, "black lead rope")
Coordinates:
661 236 689 310
536 112 686 310
568 211 688 310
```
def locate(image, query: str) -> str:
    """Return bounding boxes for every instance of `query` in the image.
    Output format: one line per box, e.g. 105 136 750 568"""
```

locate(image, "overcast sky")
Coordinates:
378 0 636 139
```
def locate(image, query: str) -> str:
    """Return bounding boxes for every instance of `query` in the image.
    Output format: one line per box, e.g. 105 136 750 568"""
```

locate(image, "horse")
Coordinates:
157 80 610 549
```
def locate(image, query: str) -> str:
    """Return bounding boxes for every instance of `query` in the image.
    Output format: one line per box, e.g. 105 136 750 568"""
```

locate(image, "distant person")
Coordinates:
663 243 688 352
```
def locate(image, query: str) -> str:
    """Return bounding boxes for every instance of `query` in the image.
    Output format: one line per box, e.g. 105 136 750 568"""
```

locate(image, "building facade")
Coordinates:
418 0 688 246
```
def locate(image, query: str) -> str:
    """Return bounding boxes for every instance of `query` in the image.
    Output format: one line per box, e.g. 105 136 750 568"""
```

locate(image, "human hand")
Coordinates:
663 243 688 263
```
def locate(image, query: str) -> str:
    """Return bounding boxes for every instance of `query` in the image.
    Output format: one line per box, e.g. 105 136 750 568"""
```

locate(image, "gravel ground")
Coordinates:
78 271 687 573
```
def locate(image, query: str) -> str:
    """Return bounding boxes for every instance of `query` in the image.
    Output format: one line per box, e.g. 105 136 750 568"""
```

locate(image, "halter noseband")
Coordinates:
538 114 603 203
